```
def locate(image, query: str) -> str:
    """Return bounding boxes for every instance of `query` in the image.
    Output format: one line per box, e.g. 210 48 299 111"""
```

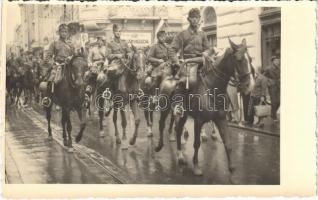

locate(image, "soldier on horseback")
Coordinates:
168 8 210 114
148 30 169 72
107 24 133 65
41 23 75 106
105 24 133 91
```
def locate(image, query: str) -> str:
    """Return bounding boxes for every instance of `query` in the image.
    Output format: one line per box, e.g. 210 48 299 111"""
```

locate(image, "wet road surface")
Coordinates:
5 105 279 184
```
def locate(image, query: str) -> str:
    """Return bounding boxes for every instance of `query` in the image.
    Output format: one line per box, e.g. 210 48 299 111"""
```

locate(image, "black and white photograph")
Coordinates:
1 0 317 197
3 1 288 187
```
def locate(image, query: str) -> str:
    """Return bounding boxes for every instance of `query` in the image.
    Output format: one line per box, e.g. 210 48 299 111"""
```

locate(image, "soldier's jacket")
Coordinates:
45 38 75 64
169 27 209 63
107 39 132 62
147 43 169 68
87 45 108 65
262 64 280 87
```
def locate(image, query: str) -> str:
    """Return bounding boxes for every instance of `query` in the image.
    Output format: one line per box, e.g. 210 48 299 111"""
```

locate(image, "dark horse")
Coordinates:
43 56 88 152
156 39 255 176
96 46 142 149
139 61 188 142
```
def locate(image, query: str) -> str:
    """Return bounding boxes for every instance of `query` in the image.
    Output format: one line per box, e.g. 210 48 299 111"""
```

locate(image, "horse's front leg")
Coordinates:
61 107 67 146
66 109 74 152
144 110 153 137
120 109 128 150
129 100 140 146
96 89 106 137
175 114 188 165
46 104 53 141
214 116 235 173
154 109 170 152
113 109 121 144
168 112 176 142
193 118 204 176
75 106 87 143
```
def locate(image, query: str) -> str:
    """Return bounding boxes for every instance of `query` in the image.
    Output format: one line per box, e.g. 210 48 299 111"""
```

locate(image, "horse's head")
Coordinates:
226 38 255 94
69 56 88 86
129 45 148 78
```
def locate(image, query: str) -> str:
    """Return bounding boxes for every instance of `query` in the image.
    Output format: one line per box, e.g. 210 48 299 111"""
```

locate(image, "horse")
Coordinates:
139 60 188 142
6 58 18 105
43 56 88 152
156 38 255 176
96 46 143 149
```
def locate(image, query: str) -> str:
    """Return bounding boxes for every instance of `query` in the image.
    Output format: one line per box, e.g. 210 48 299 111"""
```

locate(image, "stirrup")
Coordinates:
86 85 92 94
102 88 112 100
41 97 52 108
173 104 184 117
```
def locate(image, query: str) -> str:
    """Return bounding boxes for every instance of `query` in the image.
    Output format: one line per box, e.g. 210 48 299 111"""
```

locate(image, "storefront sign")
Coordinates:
121 32 152 48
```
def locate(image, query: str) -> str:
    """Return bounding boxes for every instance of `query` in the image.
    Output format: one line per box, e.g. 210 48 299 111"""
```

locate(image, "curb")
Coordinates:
228 123 280 137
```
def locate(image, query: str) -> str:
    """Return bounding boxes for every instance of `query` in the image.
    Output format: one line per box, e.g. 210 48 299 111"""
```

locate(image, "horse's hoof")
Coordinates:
121 139 129 150
169 133 176 142
116 137 121 144
229 165 236 174
99 131 105 138
129 136 136 145
147 127 153 137
63 139 68 147
177 151 186 165
154 142 163 152
201 134 208 143
181 137 187 145
183 129 189 138
48 135 53 141
193 164 203 176
75 135 82 143
68 147 74 153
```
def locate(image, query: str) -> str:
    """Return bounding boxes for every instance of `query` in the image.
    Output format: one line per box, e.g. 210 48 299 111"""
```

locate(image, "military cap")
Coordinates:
157 30 166 38
113 24 121 32
271 55 280 61
58 23 69 32
188 8 201 18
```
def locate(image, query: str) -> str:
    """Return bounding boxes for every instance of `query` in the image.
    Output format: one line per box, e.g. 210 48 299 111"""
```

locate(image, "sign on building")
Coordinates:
121 32 152 48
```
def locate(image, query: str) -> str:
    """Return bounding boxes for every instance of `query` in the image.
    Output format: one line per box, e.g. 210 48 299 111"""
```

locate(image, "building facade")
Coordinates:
200 6 281 68
78 5 184 48
19 4 79 51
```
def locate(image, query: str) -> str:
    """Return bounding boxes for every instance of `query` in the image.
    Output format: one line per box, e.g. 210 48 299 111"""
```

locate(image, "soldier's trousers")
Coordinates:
268 85 280 120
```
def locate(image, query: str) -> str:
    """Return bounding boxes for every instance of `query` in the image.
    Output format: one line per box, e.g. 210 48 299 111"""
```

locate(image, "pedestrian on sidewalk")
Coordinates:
247 66 268 128
262 53 280 122
226 78 241 124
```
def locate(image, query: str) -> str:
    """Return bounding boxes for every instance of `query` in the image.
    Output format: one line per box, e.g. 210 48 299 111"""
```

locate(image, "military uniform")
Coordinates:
263 61 280 120
148 43 169 68
169 27 209 64
45 38 75 82
87 45 108 71
107 39 132 62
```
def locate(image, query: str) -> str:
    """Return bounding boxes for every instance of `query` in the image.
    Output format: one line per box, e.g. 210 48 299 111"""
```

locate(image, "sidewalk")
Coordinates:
229 116 280 137
5 109 104 183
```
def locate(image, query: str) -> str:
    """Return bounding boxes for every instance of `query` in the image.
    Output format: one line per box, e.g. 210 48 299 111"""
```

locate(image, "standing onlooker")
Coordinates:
241 66 255 125
248 66 268 127
262 54 280 122
227 78 241 124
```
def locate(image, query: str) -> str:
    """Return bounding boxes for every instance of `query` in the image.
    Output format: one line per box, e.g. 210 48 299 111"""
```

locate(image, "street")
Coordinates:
5 104 280 184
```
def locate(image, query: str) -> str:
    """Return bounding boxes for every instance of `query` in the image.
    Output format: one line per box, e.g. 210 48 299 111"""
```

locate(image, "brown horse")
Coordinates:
157 39 255 176
96 46 143 149
43 56 88 152
139 61 188 142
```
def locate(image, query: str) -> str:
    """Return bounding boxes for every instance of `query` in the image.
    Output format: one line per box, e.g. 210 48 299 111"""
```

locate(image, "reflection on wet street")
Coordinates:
6 105 279 184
